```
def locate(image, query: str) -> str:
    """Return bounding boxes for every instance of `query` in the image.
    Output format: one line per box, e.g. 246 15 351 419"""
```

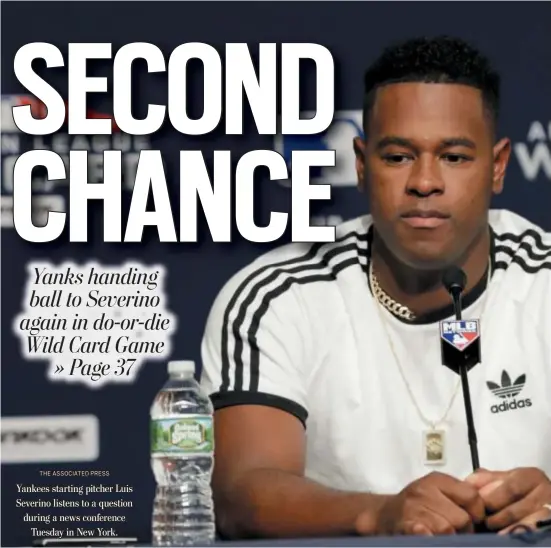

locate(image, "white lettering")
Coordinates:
225 43 276 134
235 150 288 243
69 151 122 241
13 151 66 242
179 151 231 243
281 43 334 134
291 150 335 242
12 43 66 135
113 43 166 135
125 151 176 242
168 43 222 135
68 43 112 134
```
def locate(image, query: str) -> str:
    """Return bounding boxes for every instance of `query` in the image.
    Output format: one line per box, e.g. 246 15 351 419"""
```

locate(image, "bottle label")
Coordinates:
151 415 213 454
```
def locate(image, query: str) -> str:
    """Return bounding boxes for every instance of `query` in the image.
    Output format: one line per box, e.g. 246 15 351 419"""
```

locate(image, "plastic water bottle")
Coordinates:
150 360 215 546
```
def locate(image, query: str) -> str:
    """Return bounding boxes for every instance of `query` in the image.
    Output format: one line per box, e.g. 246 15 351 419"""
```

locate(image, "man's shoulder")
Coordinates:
490 209 550 239
490 209 551 274
490 209 551 308
209 215 372 317
247 214 372 270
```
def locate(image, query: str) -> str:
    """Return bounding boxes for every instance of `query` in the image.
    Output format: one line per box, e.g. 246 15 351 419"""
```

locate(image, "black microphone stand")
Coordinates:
449 285 489 534
443 267 487 533
450 288 480 471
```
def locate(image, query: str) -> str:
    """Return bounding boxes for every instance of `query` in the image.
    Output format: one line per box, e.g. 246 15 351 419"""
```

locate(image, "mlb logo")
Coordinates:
440 320 480 351
273 110 364 187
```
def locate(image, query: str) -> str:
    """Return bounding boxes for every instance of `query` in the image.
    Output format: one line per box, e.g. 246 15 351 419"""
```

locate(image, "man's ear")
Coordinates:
354 136 367 193
492 138 511 195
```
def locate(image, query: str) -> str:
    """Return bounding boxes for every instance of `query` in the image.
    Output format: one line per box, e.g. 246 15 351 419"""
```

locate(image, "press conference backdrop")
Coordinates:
1 2 550 546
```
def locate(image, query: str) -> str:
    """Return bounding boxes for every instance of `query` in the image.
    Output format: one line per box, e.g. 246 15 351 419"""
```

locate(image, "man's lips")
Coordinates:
400 210 450 228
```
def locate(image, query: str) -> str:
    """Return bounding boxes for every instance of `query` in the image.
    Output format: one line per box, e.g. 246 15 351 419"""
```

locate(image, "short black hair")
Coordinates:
362 36 500 133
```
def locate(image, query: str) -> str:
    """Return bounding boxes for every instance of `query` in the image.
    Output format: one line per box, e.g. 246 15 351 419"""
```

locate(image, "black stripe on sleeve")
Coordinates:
233 240 367 391
220 229 369 393
495 243 551 262
220 241 326 392
494 228 551 273
209 391 309 427
247 252 368 392
493 227 551 273
494 255 551 273
495 229 551 251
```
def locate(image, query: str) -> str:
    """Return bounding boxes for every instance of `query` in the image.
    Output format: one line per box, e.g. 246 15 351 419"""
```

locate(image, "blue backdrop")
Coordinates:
1 2 550 545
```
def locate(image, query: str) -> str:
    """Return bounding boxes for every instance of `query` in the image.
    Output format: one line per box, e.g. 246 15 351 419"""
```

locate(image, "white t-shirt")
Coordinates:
200 209 551 494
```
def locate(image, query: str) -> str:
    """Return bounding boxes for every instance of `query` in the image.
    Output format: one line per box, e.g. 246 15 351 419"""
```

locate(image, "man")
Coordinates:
200 36 551 538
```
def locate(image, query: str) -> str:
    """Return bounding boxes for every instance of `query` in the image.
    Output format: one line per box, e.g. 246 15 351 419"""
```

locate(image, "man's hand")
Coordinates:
358 472 486 536
466 467 551 534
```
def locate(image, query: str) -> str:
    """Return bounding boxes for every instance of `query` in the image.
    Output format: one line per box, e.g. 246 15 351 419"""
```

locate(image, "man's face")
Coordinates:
354 82 511 269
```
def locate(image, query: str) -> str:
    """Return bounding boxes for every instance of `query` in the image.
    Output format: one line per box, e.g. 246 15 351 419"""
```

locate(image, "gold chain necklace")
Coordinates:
370 268 416 321
369 260 492 465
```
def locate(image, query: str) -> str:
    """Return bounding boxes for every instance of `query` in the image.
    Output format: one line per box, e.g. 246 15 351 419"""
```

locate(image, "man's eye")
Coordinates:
382 154 411 165
443 154 471 164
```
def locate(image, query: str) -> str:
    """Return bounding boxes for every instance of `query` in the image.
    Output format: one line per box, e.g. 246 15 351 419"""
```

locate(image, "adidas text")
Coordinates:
491 398 532 414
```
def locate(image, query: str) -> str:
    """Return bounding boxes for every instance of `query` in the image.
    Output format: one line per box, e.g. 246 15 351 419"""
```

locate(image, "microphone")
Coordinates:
440 266 481 471
442 267 467 319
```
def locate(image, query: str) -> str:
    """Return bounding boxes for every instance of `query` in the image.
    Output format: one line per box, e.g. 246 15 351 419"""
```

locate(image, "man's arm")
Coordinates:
201 262 486 538
200 270 386 537
212 404 389 539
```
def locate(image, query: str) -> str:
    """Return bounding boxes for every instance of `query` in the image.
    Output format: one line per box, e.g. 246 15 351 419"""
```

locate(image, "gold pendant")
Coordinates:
423 429 446 465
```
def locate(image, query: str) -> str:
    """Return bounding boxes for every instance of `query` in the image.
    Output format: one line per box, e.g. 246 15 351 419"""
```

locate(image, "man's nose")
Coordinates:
405 155 445 197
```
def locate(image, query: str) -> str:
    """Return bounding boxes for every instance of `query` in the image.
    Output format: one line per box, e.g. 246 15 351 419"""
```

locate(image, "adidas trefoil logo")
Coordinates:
486 370 532 414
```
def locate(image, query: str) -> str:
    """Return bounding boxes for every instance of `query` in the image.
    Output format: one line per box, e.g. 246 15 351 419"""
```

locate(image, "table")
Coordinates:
33 530 551 547
212 531 551 547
